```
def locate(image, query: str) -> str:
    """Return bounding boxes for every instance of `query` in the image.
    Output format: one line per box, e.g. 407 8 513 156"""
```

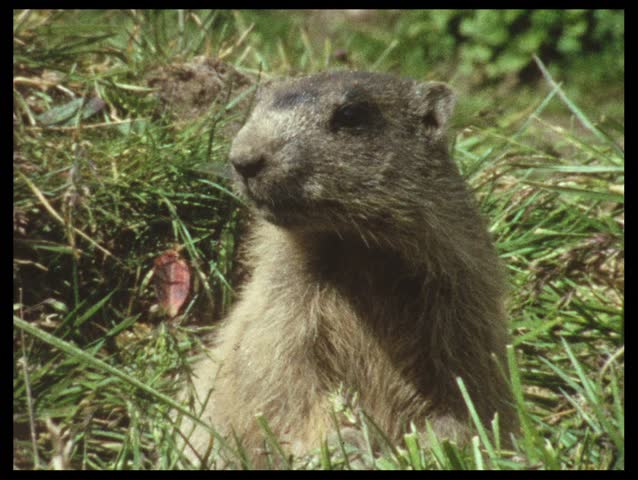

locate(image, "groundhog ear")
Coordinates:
413 82 456 135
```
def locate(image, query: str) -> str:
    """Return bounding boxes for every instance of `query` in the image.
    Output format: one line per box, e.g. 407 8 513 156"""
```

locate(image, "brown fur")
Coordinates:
182 71 517 467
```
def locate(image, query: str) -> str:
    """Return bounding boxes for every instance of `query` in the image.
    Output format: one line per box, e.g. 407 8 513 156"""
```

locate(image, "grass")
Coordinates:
13 10 623 470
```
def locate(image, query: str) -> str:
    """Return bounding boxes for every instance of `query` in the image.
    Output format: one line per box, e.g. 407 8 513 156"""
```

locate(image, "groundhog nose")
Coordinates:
231 154 266 180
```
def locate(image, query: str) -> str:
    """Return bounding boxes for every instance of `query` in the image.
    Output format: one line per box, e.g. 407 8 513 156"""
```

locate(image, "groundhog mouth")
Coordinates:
252 197 363 235
250 196 309 227
237 177 307 222
238 176 364 231
240 184 331 229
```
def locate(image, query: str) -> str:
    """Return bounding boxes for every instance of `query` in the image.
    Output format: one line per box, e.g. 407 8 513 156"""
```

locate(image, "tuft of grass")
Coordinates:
14 10 622 470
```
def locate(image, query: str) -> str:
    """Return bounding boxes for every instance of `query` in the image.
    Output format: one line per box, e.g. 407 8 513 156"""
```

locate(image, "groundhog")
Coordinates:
181 71 517 468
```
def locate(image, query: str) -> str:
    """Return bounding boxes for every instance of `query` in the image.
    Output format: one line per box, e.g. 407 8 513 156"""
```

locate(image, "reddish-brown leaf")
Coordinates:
153 249 191 318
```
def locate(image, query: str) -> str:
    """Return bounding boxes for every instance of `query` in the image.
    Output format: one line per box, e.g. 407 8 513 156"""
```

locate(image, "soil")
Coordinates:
146 56 254 137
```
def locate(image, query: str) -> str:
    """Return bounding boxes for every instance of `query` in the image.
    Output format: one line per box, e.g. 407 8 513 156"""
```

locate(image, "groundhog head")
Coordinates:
228 71 457 238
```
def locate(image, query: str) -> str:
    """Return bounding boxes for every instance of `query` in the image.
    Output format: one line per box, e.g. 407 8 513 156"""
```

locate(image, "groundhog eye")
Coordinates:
330 102 378 131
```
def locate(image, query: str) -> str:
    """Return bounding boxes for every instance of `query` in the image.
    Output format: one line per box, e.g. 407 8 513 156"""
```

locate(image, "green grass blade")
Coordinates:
14 316 239 461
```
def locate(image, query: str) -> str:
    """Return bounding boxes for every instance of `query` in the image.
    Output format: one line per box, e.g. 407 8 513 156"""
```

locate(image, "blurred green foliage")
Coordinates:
235 10 623 86
367 10 623 83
